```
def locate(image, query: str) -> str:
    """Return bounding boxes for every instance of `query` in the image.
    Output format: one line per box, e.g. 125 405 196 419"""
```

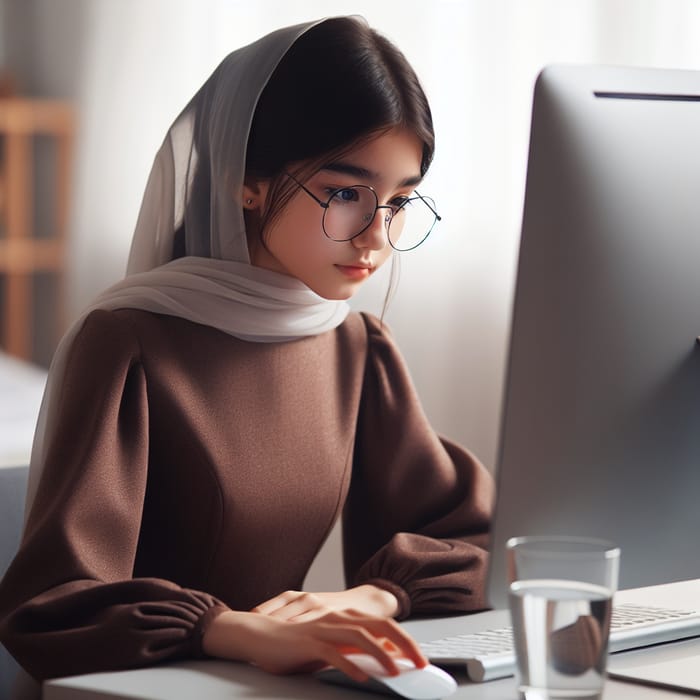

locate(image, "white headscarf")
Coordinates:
25 18 357 517
123 17 351 338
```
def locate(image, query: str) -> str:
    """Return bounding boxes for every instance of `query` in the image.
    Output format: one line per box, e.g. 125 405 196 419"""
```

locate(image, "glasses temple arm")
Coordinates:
414 190 442 221
285 172 329 209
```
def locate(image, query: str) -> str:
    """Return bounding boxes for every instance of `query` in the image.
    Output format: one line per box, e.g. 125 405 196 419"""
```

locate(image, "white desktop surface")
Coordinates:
44 580 700 700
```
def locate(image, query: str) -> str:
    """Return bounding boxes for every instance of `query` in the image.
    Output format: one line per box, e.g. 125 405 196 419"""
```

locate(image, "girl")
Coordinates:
0 15 493 688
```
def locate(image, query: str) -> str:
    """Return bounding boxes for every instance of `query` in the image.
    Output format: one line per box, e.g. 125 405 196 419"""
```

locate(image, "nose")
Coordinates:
352 207 390 251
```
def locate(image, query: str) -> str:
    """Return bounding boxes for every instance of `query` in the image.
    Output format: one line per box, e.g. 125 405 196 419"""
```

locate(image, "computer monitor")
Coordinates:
487 64 700 609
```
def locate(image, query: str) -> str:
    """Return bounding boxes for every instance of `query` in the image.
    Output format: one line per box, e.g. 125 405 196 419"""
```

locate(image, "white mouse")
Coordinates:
315 653 458 699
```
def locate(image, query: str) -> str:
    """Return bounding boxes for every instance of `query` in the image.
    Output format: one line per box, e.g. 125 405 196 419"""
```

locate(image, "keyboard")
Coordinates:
419 603 700 682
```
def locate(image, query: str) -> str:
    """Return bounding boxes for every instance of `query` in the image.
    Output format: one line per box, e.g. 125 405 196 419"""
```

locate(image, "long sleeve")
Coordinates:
343 314 494 619
0 311 226 681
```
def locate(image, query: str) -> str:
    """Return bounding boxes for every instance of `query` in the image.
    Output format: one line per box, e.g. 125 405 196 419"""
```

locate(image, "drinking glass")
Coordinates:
507 536 620 700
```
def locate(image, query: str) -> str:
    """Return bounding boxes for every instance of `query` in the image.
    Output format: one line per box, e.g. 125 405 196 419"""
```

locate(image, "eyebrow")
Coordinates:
321 162 423 188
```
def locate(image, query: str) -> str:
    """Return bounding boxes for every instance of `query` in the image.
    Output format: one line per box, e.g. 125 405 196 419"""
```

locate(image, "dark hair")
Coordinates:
246 17 434 177
173 17 434 259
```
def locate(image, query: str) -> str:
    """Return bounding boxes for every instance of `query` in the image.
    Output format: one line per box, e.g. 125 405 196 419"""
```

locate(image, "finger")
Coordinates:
382 638 400 651
337 644 365 655
252 590 302 616
251 592 293 615
313 623 402 677
285 607 332 623
319 645 371 683
339 637 398 656
328 611 428 668
267 594 325 621
251 599 283 616
388 629 429 668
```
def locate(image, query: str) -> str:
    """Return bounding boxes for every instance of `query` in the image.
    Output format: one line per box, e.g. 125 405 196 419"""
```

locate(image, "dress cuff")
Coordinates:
364 578 412 621
192 604 230 658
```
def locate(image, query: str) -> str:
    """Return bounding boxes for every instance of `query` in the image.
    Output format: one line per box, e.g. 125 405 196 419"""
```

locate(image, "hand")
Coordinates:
202 608 427 682
251 585 399 622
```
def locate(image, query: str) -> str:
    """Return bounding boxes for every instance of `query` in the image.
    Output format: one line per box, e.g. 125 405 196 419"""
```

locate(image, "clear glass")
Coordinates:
285 174 441 251
506 536 620 700
322 185 438 251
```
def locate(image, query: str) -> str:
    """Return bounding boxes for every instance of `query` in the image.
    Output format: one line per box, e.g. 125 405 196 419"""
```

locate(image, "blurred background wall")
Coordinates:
2 0 700 586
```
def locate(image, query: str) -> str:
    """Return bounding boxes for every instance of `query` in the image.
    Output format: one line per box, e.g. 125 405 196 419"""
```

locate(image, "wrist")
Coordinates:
356 584 400 617
360 579 411 619
202 609 267 662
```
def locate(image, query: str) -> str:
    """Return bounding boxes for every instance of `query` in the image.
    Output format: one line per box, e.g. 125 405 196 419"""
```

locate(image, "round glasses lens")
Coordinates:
323 186 379 241
388 195 438 251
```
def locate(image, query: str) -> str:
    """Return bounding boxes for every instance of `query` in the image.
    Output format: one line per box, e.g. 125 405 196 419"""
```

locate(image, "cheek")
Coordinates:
263 221 334 273
265 204 325 251
375 247 394 269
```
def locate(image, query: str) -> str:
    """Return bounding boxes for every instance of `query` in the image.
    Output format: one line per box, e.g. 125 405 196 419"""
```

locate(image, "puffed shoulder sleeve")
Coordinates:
0 310 227 681
343 313 495 620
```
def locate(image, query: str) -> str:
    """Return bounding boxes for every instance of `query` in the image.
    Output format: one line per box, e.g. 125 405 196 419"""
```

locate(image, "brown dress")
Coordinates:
0 308 493 680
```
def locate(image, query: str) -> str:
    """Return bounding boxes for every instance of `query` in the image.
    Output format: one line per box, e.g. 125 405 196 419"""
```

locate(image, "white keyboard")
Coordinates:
420 603 700 682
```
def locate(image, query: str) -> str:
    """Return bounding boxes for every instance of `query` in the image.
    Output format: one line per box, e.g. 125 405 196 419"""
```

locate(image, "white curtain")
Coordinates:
56 0 700 470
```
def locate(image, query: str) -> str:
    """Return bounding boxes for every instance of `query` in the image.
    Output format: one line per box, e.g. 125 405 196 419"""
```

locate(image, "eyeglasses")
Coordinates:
285 173 441 251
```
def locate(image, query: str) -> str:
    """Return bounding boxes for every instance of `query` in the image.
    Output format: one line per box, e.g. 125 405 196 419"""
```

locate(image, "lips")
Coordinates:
340 259 374 270
335 263 374 279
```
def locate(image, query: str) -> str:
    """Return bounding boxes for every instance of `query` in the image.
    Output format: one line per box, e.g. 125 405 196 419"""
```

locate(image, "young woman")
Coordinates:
0 15 494 687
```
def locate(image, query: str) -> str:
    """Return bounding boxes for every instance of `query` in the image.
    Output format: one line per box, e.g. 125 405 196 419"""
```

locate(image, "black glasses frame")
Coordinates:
285 173 441 251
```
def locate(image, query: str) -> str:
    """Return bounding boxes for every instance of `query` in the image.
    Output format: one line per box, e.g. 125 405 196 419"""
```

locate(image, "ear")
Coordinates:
242 177 268 210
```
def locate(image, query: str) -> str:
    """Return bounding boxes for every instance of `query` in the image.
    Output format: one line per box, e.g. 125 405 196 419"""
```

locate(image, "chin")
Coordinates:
319 291 356 302
322 285 363 301
308 281 362 301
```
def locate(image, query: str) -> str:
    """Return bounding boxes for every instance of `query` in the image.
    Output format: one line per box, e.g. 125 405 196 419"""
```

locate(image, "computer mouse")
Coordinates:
315 653 457 699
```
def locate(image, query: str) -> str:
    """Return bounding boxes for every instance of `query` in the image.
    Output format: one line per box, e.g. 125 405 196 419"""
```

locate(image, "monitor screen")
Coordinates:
487 64 700 609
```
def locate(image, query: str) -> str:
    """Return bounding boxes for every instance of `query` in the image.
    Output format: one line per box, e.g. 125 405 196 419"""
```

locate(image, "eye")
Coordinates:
341 189 357 201
390 195 412 213
327 187 360 204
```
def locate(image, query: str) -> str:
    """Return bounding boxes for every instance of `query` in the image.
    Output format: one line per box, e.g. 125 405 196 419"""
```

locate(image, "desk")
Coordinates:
44 581 700 700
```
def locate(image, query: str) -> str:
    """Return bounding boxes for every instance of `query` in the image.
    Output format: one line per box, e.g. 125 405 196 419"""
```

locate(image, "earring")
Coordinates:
245 198 254 206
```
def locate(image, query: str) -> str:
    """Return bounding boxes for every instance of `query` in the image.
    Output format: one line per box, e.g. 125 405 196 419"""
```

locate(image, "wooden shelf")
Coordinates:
0 97 75 362
0 238 65 273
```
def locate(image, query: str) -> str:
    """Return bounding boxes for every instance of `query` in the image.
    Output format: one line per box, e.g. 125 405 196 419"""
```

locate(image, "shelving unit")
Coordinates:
0 98 75 362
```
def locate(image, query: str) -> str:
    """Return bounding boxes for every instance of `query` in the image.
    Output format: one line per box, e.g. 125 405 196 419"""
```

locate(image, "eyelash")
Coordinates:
321 185 413 208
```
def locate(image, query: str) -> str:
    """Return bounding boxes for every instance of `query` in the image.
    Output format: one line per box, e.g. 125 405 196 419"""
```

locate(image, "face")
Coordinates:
244 127 424 300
